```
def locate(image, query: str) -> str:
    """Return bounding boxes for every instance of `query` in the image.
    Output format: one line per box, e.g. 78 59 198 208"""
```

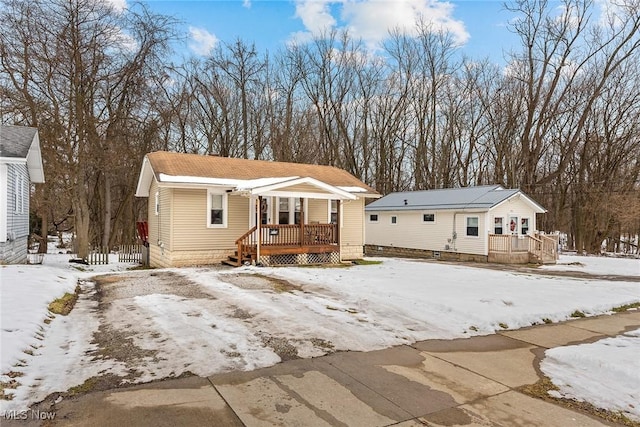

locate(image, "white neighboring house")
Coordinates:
0 125 45 264
365 185 558 264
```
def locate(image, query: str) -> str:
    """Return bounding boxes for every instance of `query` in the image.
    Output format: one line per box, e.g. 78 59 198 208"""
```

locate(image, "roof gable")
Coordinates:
366 185 545 213
0 125 45 183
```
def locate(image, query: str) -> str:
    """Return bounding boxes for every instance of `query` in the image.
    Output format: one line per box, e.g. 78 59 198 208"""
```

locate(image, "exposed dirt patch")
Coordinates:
93 271 217 306
260 335 300 361
90 322 160 367
48 285 81 315
519 377 639 427
230 306 253 319
222 273 302 293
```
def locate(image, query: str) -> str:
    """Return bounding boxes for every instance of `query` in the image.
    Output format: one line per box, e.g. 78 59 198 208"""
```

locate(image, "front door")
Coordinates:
250 197 272 227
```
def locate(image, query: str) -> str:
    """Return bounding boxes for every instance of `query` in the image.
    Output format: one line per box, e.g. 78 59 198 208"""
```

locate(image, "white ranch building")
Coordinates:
365 185 558 264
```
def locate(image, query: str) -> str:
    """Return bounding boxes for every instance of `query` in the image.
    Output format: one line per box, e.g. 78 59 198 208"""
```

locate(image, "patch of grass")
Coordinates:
542 318 553 324
570 310 586 318
48 285 80 315
253 274 302 293
499 322 509 329
351 259 383 266
520 377 639 427
67 377 99 396
611 302 640 313
127 265 156 271
468 326 478 332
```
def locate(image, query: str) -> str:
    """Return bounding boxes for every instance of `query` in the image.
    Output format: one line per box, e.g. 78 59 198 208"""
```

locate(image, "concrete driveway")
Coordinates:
28 310 640 426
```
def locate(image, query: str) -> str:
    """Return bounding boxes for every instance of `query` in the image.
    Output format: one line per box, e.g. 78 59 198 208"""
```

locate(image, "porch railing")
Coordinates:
489 233 558 263
259 223 337 246
235 223 338 264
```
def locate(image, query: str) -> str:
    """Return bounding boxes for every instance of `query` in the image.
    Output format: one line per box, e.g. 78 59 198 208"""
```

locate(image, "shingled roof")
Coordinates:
137 151 379 197
0 125 45 183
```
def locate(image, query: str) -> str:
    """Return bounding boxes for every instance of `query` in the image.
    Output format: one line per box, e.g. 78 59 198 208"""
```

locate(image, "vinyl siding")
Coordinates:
341 198 364 246
173 190 249 251
147 179 172 251
307 199 330 223
489 196 538 235
282 183 332 194
1 163 30 263
366 210 488 256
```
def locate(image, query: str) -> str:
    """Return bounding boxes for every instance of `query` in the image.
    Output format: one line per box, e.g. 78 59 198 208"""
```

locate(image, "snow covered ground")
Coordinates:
1 249 639 420
542 253 639 277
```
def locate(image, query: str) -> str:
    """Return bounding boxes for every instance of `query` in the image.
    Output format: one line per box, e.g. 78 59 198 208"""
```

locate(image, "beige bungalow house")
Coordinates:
135 151 380 267
365 185 558 264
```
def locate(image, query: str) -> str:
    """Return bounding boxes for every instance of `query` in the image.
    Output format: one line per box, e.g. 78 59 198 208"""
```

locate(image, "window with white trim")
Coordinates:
294 198 302 225
330 200 338 224
391 215 397 225
369 214 378 222
207 191 227 228
278 198 289 224
494 217 503 235
521 217 530 235
466 216 479 237
422 213 435 223
154 191 159 216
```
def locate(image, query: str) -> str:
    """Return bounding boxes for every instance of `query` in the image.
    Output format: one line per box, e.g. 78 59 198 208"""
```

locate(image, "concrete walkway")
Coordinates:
32 311 640 426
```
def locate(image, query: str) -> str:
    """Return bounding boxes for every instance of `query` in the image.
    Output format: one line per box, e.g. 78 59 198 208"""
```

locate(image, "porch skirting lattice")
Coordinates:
258 251 340 267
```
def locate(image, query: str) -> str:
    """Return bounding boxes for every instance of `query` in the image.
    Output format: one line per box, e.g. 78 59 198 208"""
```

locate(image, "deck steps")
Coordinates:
222 252 252 267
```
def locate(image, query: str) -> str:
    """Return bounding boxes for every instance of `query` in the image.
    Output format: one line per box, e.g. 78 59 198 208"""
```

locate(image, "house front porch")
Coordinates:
488 233 559 264
225 223 341 266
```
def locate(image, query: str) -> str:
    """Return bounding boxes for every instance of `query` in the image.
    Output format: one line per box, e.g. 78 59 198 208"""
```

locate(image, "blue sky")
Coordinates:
138 0 520 62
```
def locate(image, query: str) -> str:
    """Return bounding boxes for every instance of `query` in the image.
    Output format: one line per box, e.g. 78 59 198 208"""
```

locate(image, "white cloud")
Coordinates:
292 0 469 48
243 0 252 8
189 26 219 56
294 0 338 34
103 0 127 13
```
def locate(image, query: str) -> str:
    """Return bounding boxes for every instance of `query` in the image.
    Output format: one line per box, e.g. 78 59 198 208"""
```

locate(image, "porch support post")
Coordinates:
336 199 341 247
257 196 262 263
299 197 305 246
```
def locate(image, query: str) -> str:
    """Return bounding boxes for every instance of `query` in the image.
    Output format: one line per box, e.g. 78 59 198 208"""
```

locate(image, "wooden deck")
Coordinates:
488 233 559 264
226 223 340 266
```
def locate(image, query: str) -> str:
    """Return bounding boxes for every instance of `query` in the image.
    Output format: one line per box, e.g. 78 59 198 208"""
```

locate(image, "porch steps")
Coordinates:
222 252 252 267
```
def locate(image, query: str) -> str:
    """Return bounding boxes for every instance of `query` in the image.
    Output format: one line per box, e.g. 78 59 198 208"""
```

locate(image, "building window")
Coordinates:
391 216 397 224
330 200 338 224
154 191 159 216
509 216 518 234
14 174 24 214
494 217 503 235
369 214 378 222
208 191 227 228
294 198 302 225
521 218 530 235
466 216 479 237
423 213 435 223
278 198 289 224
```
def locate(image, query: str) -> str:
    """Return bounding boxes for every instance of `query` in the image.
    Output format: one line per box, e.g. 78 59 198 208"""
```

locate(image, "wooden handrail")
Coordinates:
235 225 258 266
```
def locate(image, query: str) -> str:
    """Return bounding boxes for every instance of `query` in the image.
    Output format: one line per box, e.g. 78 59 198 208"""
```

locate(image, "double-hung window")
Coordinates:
521 218 530 235
208 191 227 228
423 213 435 223
278 198 289 224
466 216 479 237
494 217 503 235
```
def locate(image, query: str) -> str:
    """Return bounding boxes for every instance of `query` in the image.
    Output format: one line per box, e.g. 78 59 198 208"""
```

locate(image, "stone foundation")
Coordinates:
364 244 488 263
149 245 233 268
340 244 364 261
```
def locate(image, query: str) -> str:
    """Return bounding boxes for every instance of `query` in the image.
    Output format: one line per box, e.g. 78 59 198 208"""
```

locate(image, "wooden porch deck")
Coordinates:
225 223 340 266
488 233 559 264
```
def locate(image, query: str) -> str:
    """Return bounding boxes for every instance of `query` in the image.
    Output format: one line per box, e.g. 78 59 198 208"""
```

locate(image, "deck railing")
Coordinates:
258 223 337 246
489 233 559 263
234 223 338 265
